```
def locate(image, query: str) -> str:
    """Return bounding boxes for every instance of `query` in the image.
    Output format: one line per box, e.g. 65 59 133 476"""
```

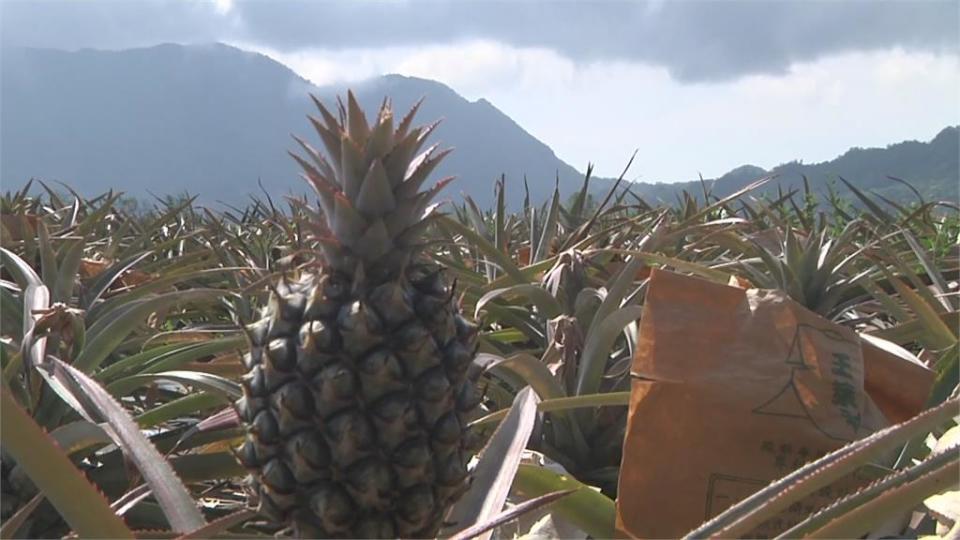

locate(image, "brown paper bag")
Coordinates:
616 269 934 538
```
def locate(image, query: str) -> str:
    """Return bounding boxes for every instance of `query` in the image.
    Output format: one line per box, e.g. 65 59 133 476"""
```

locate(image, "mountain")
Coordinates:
628 128 959 205
1 43 583 209
2 43 956 210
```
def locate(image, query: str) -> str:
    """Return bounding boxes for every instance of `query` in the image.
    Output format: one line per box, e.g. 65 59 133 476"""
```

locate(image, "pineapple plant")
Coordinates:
234 92 482 538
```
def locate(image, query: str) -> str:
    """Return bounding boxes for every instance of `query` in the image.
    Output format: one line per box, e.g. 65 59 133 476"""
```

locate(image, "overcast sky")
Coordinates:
3 0 958 180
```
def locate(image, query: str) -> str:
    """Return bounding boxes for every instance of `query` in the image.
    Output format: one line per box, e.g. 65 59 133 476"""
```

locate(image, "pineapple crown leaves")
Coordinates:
293 90 454 266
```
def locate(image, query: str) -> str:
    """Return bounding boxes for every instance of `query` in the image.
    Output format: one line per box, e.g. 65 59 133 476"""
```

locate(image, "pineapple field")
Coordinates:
1 94 958 539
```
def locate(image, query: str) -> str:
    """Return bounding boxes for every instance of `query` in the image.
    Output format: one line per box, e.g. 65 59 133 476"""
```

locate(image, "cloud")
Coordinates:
2 1 954 183
211 0 234 16
2 0 957 82
492 47 959 180
242 39 959 179
243 40 574 94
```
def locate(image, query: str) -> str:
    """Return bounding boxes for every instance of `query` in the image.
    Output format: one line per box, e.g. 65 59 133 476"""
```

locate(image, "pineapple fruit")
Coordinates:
235 92 482 538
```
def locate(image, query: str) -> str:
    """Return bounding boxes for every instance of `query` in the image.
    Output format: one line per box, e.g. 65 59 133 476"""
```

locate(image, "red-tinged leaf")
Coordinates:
0 388 134 539
194 406 240 433
36 357 206 533
399 146 453 199
0 493 45 538
345 89 370 145
290 134 336 182
395 96 424 138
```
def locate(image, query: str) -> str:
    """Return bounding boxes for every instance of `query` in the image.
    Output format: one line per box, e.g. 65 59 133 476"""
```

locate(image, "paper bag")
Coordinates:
616 269 934 538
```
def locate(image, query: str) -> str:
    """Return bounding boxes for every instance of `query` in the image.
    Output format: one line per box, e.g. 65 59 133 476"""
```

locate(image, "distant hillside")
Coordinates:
629 127 959 205
1 43 956 210
0 43 582 209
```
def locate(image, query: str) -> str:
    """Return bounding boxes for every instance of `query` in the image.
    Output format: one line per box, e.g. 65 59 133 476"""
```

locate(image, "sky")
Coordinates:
3 0 958 181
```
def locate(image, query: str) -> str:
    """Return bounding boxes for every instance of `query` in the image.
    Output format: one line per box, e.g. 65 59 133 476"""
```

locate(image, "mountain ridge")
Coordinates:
631 126 958 204
0 43 588 208
2 42 956 209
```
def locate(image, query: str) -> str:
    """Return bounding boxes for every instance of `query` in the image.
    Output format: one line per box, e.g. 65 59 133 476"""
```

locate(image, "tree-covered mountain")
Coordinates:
2 42 956 210
1 43 582 209
629 127 958 205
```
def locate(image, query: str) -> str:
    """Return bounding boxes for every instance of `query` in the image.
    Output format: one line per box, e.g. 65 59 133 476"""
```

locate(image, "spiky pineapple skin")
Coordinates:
236 93 482 538
237 265 480 538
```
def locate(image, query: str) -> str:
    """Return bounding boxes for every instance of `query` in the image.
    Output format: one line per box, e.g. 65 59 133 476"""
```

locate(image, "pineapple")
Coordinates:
235 92 482 539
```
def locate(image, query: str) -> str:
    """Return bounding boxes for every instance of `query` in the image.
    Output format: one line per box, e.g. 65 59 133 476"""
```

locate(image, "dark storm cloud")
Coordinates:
2 0 957 82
